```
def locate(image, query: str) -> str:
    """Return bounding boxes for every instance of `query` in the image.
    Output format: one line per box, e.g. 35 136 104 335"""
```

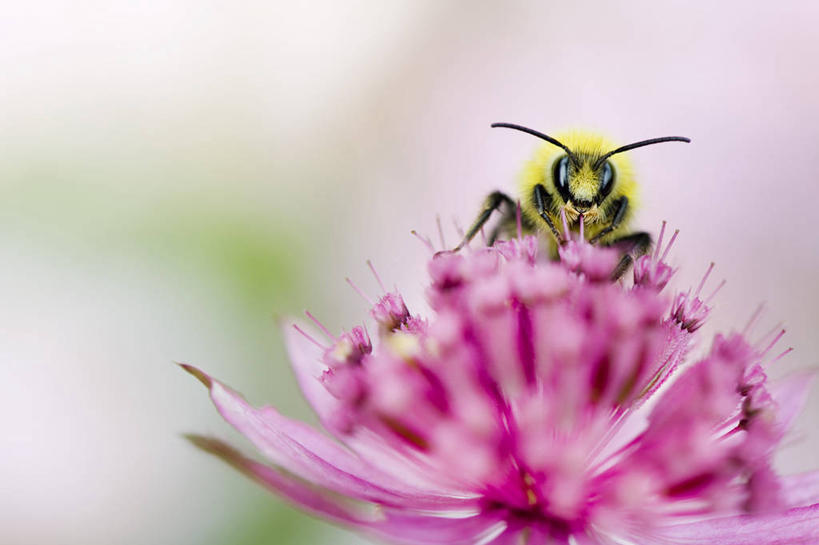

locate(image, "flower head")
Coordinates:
183 225 818 545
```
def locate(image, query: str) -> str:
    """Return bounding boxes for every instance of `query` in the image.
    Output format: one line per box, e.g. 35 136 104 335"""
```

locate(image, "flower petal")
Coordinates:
483 530 522 545
188 434 501 545
285 322 478 496
186 434 363 524
366 512 505 545
182 364 469 509
283 323 339 423
660 503 819 544
342 427 474 495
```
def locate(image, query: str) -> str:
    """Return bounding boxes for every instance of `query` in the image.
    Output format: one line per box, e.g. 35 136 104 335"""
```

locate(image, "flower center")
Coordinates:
311 233 786 539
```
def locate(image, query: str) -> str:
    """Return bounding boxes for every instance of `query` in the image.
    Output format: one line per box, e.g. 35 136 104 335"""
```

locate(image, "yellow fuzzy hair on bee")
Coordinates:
519 130 638 244
454 123 690 278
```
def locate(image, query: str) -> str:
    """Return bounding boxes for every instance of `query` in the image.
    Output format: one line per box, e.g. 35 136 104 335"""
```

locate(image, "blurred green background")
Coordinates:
2 2 818 544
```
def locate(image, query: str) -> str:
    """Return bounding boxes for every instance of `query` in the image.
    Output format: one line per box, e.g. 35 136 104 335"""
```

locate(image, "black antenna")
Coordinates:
592 136 691 170
491 122 580 167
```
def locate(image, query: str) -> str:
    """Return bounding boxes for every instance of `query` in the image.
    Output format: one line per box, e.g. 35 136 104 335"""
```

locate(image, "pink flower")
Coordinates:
183 224 818 544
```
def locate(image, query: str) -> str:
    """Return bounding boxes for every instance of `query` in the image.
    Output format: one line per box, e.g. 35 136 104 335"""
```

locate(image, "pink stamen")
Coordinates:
578 214 585 241
760 329 786 358
435 215 446 250
346 277 374 305
654 221 667 260
771 347 794 364
367 260 386 293
660 229 680 263
453 218 465 239
410 230 435 252
705 279 726 304
560 208 570 240
755 322 783 350
304 310 335 339
480 225 487 246
695 262 715 297
292 324 327 350
194 224 807 539
743 303 766 336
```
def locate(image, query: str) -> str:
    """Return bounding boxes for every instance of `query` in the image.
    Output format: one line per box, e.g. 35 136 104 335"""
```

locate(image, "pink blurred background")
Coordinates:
1 2 817 544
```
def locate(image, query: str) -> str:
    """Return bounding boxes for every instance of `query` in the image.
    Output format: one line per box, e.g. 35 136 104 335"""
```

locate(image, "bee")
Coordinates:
455 123 690 277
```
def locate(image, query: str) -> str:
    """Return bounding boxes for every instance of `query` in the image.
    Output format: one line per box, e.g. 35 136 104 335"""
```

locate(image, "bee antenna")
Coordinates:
593 136 691 170
491 122 581 167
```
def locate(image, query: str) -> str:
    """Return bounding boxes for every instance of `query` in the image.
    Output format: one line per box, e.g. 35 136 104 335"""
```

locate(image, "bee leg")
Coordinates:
589 196 628 244
606 231 652 281
487 206 536 245
534 184 563 243
487 215 511 246
453 191 515 251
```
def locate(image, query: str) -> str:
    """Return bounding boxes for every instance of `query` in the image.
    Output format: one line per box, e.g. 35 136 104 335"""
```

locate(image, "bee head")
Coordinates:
551 154 614 212
491 122 690 216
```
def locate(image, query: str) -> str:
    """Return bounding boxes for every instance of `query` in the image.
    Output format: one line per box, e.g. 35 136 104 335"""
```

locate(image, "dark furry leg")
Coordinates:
454 191 515 251
606 231 652 281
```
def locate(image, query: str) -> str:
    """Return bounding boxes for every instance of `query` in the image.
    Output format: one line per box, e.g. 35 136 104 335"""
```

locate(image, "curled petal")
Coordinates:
659 503 819 544
285 324 463 493
284 323 339 424
181 364 467 509
186 434 363 524
341 427 473 497
188 435 502 545
366 512 505 545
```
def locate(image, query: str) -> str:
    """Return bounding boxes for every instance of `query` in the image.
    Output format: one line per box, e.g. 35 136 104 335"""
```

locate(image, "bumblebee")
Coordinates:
456 123 690 277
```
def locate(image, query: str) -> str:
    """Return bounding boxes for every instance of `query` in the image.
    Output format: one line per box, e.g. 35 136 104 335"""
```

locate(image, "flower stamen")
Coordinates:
346 277 375 305
436 214 447 249
305 310 336 339
292 323 327 350
188 223 817 545
367 260 387 293
411 229 435 252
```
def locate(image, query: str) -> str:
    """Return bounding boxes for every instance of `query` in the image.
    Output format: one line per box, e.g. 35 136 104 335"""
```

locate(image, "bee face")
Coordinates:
458 122 691 247
454 123 689 262
552 155 615 213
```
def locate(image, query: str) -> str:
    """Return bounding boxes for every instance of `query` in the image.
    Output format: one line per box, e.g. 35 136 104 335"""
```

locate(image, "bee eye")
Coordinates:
552 155 572 201
599 161 615 200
